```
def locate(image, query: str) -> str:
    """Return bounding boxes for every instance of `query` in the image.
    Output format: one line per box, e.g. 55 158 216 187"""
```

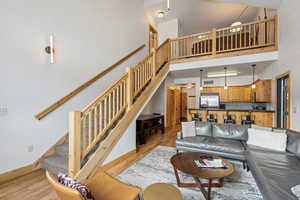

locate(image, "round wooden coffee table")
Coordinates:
170 152 234 200
143 183 182 200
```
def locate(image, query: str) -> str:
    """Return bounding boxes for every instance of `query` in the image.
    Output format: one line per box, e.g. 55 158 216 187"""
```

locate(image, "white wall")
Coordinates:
0 0 149 173
157 18 179 45
259 0 300 131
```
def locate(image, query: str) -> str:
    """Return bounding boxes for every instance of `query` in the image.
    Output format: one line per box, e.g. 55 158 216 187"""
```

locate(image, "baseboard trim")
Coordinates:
0 163 38 184
101 149 137 172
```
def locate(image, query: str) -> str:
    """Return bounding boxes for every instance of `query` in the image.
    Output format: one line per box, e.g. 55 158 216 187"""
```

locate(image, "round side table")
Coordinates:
143 183 182 200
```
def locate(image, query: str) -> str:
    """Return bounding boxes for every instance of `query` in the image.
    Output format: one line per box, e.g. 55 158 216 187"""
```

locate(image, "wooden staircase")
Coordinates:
40 16 278 182
41 39 170 182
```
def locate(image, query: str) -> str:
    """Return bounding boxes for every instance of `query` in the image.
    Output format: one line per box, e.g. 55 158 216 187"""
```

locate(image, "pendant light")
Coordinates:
200 69 204 91
252 64 256 89
224 67 228 90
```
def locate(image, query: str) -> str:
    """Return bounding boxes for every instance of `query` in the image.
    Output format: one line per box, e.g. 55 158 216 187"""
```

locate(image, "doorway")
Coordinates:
276 72 291 129
149 25 158 53
165 85 192 128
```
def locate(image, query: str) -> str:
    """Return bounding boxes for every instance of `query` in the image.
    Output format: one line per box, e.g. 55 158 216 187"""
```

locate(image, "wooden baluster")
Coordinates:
99 101 103 132
126 68 134 108
212 28 217 56
94 107 98 139
69 111 82 178
152 50 156 78
116 85 120 114
88 112 93 147
274 16 278 49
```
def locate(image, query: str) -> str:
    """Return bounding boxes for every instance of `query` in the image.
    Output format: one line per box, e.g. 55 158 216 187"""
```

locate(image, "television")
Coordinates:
200 93 220 108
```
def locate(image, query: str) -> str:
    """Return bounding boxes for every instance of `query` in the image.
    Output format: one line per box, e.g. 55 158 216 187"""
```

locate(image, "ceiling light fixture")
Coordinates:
230 6 248 33
207 71 238 78
200 69 204 91
224 67 228 90
251 64 256 89
156 0 171 18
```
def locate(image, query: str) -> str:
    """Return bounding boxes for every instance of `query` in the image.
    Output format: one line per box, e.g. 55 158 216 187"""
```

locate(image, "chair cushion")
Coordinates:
58 173 94 200
247 147 300 200
176 136 245 155
212 124 248 141
195 122 212 137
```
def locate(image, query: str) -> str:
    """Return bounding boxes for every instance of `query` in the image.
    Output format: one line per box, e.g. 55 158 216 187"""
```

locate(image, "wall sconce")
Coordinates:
45 35 55 64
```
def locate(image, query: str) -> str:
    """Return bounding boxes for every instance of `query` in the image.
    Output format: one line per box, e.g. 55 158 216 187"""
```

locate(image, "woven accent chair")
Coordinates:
46 171 141 200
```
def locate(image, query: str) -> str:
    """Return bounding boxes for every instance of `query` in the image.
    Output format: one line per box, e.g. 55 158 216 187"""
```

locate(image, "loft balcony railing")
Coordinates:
170 16 278 61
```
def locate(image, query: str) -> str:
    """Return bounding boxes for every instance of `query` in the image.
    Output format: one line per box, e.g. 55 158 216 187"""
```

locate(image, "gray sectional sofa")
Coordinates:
176 122 300 200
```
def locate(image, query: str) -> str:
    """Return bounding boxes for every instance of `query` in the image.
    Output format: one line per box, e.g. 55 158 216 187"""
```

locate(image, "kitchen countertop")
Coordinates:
188 108 275 113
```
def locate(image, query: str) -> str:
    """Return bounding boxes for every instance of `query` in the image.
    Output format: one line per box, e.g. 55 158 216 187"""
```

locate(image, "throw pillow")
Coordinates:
181 121 196 138
58 173 94 200
291 185 300 200
247 128 287 152
251 124 273 131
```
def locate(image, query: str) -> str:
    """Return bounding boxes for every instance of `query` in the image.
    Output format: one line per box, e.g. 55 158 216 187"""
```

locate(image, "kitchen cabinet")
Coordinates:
200 79 271 103
251 112 274 127
254 80 272 102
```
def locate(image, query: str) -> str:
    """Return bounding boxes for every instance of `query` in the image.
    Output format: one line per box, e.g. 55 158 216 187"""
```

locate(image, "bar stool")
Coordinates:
242 115 254 125
192 113 202 121
207 114 217 123
224 114 236 124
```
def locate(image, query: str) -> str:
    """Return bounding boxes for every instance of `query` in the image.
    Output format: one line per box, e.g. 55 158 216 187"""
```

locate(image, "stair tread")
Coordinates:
40 154 68 175
55 143 69 156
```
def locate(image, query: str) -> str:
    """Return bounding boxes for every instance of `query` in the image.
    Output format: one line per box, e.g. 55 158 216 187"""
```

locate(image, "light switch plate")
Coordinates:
293 106 297 114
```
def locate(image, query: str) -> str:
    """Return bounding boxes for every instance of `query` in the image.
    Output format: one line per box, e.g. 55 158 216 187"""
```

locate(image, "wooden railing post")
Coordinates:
151 48 156 78
212 28 217 56
274 15 279 50
126 68 134 108
69 111 82 178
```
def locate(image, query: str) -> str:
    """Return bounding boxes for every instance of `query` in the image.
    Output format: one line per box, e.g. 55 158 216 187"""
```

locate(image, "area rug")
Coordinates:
117 146 262 200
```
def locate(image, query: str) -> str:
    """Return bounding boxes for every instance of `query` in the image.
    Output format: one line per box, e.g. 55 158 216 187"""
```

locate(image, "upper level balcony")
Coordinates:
169 16 278 66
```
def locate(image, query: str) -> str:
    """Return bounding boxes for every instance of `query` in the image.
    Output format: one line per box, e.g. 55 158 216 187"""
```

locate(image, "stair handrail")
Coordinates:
68 39 171 179
35 44 145 120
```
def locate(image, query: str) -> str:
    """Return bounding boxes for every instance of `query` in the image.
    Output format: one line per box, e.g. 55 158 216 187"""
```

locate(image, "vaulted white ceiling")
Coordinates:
144 0 277 36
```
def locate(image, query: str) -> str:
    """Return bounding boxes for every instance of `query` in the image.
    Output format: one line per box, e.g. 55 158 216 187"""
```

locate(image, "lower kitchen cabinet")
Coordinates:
251 112 274 127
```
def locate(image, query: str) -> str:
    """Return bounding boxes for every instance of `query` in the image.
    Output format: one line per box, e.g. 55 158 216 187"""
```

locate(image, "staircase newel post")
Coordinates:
168 39 171 62
151 48 156 78
126 67 134 109
212 28 217 56
69 111 82 178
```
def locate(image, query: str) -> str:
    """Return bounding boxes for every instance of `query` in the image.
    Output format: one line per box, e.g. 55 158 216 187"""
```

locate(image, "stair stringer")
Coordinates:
75 64 170 182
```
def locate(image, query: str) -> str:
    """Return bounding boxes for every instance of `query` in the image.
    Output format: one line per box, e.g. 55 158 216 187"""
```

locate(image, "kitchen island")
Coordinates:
188 108 275 127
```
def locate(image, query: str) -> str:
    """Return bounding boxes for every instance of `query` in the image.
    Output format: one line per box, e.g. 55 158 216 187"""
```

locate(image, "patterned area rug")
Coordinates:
118 146 262 200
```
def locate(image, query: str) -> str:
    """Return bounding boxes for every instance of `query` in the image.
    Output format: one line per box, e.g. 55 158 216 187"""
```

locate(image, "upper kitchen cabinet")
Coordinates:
254 80 272 102
200 79 272 103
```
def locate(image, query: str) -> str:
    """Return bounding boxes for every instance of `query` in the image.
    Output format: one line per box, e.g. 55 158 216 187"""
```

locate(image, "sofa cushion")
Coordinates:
251 124 273 131
247 147 300 200
176 136 245 155
195 122 212 137
212 124 248 141
286 129 300 155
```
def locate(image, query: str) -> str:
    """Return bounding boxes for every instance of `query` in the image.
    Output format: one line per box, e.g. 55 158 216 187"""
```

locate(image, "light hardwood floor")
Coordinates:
0 125 180 200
